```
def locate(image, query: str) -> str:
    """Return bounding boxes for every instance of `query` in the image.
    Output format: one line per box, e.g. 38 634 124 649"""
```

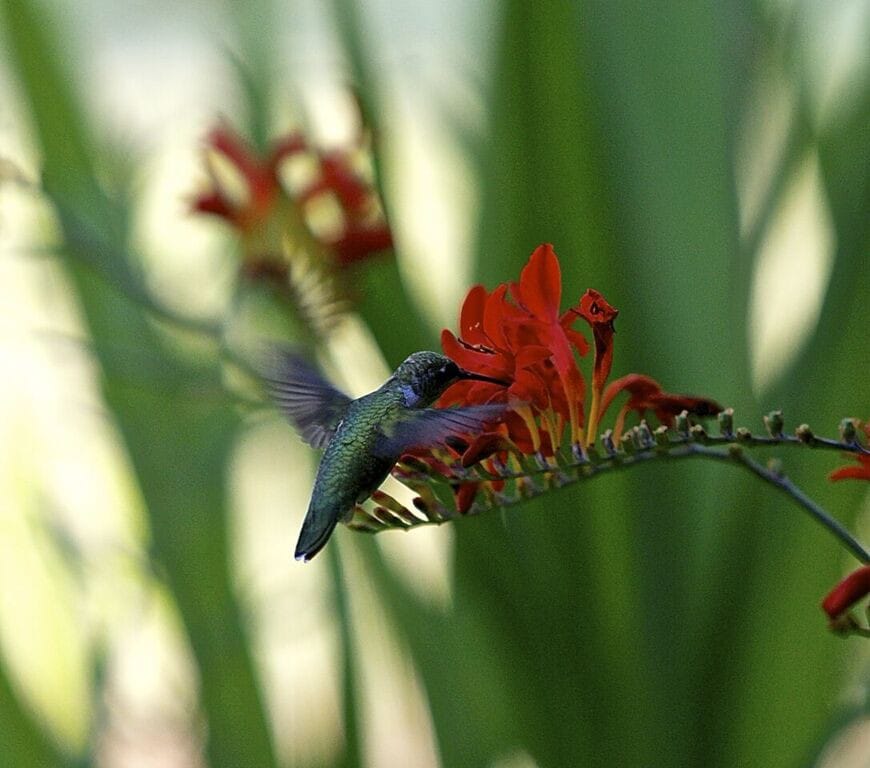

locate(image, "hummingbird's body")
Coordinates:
298 389 406 559
264 350 506 561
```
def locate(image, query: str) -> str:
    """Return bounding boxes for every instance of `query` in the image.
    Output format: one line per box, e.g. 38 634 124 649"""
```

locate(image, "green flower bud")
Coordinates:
654 425 670 448
717 408 734 436
764 410 784 438
839 418 858 444
675 410 690 436
795 424 814 444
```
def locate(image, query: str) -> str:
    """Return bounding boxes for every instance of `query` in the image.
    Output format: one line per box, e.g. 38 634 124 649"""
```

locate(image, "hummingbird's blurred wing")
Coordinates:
375 404 506 456
263 350 352 449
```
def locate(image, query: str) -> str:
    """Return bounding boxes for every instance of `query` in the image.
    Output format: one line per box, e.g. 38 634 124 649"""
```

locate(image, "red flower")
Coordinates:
599 373 722 441
397 243 727 518
821 565 870 635
829 421 870 482
439 244 721 467
192 124 392 267
574 288 618 445
439 244 590 451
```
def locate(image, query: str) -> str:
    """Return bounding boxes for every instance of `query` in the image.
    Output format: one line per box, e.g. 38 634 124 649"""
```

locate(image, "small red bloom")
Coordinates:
574 288 618 444
829 421 870 482
600 374 722 440
821 565 870 635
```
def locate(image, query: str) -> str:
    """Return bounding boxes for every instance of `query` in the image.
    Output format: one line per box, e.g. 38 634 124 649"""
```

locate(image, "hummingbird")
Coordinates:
264 350 508 562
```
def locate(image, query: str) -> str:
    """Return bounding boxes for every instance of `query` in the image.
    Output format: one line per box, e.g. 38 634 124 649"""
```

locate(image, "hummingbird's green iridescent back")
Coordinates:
295 388 403 560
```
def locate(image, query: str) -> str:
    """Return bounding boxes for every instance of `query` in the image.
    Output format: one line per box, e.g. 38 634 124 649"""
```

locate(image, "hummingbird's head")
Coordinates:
394 351 507 407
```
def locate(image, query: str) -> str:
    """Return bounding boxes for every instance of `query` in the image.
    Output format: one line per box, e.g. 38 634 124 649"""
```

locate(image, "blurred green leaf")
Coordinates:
351 2 866 768
328 0 438 366
0 1 277 765
0 661 70 768
327 545 364 768
716 77 870 768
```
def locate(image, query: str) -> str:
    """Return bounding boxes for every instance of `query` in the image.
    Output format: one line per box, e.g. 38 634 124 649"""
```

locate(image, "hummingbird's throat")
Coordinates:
400 384 423 407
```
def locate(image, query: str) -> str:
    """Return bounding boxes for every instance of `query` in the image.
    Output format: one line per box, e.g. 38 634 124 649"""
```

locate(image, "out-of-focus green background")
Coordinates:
0 0 868 766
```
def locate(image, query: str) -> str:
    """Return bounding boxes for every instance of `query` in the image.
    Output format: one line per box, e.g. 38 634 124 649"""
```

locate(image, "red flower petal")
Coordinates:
319 152 370 211
460 285 489 346
440 329 509 378
461 433 516 467
829 456 870 482
268 132 307 166
600 374 660 416
455 483 479 514
192 191 238 223
822 565 870 619
576 288 618 395
207 126 265 186
515 243 562 321
483 284 512 350
333 225 393 264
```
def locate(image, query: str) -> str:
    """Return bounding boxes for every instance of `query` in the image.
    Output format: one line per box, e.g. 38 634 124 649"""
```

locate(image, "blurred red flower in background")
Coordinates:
192 123 392 270
193 126 304 232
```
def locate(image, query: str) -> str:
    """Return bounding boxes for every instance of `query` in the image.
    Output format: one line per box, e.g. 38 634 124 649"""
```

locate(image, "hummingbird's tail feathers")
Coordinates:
375 403 508 456
294 514 339 563
261 347 352 449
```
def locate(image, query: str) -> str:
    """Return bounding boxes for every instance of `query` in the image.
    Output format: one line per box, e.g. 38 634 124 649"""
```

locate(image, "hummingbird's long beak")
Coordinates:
457 368 511 387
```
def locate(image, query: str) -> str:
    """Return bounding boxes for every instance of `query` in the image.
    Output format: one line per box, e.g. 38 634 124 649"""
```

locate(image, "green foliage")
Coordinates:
1 0 867 766
0 2 276 766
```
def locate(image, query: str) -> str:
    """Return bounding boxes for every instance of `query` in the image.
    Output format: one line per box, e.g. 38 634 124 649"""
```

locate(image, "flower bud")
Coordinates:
795 424 814 444
717 408 734 436
764 410 784 438
675 410 690 436
654 425 670 448
839 418 858 444
636 421 654 449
